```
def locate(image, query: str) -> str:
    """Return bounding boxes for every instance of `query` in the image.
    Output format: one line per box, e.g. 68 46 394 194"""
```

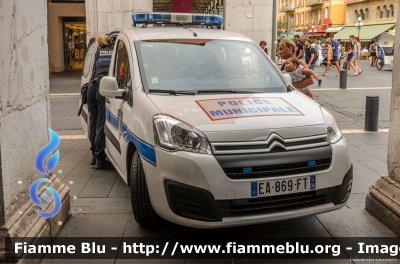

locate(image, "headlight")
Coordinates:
153 115 211 154
321 107 342 144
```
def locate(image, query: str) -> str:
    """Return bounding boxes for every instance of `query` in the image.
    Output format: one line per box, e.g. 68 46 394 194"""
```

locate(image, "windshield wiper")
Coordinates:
148 89 196 95
197 89 257 94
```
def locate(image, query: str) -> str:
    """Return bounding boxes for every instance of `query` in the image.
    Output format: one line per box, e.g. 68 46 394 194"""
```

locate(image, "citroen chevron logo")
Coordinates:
30 128 61 219
265 133 287 150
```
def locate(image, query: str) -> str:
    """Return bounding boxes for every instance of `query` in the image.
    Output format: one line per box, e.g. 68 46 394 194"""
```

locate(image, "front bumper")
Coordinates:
142 139 352 228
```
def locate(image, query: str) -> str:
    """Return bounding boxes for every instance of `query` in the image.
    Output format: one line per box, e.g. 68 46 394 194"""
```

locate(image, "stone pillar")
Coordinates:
223 0 273 54
85 0 153 42
365 6 400 236
0 0 70 262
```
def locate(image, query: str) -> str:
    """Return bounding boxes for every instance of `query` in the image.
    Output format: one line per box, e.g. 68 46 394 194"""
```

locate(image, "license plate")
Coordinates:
250 175 317 197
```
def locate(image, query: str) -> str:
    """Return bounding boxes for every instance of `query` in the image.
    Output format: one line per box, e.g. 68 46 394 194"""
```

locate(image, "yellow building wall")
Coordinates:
330 1 347 26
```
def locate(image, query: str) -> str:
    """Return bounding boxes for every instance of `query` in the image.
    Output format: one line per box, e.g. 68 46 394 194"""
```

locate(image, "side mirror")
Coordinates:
100 76 128 100
283 73 292 84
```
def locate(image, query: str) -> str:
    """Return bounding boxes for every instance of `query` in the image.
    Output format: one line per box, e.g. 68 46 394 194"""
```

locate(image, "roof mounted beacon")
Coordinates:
132 12 223 28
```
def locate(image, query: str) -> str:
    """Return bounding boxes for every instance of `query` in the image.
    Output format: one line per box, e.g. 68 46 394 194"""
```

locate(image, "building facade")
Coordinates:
345 0 397 26
278 0 346 38
48 0 274 73
334 0 397 44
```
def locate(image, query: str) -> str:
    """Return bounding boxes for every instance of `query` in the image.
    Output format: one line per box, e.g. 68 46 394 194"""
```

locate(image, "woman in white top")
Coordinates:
316 40 323 67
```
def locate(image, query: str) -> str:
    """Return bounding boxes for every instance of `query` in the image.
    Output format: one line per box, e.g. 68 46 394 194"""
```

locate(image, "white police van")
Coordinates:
80 12 353 228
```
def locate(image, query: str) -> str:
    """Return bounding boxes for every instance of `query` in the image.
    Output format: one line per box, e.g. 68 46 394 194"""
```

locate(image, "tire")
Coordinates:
376 58 383 70
130 151 161 227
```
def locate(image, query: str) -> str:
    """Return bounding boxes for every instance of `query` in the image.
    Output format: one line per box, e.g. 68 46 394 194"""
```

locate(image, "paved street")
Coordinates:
310 59 392 89
45 60 396 263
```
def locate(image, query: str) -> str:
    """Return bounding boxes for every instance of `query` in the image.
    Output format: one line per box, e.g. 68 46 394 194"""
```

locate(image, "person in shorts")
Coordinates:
369 39 377 67
321 34 341 76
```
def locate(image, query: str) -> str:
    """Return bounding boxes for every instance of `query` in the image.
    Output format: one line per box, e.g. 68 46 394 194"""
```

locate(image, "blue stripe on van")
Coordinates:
106 109 157 166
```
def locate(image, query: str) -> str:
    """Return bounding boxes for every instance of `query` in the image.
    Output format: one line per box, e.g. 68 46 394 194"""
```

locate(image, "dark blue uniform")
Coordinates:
87 45 113 163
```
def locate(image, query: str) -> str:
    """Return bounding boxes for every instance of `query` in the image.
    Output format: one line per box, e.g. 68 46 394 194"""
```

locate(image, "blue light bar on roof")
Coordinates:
132 12 223 26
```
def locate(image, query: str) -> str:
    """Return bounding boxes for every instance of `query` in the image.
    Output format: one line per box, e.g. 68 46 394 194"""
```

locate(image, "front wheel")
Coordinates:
376 58 383 70
130 151 162 227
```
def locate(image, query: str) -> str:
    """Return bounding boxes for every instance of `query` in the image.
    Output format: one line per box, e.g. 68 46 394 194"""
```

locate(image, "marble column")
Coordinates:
365 6 400 236
0 0 70 262
223 0 273 52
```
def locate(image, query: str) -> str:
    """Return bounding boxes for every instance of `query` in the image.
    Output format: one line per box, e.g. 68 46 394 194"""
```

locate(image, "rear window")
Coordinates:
135 39 286 94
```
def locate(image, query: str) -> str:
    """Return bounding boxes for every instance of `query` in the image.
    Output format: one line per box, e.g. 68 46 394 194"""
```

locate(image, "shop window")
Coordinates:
359 9 365 20
63 21 86 70
383 6 389 18
354 10 359 21
377 6 382 19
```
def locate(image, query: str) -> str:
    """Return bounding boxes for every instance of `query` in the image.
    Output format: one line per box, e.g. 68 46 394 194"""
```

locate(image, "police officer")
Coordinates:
87 34 113 170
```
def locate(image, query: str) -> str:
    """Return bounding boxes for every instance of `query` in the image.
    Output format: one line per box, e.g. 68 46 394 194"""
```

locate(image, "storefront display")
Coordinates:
63 22 86 70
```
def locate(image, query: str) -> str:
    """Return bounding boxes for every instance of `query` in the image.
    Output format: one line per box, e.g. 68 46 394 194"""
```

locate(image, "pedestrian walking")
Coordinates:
369 39 377 67
294 35 304 60
337 41 343 66
320 34 341 76
87 34 114 170
354 37 363 74
316 40 323 67
349 35 362 76
259 40 268 55
304 39 317 70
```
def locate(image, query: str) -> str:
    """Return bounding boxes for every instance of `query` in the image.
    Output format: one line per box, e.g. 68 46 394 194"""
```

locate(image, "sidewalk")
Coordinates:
44 65 397 263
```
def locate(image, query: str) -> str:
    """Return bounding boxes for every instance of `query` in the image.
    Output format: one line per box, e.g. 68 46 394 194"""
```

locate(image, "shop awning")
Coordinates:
326 26 344 33
334 23 395 41
302 33 327 37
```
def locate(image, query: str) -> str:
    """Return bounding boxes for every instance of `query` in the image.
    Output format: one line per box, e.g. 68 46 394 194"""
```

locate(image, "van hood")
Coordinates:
147 92 325 133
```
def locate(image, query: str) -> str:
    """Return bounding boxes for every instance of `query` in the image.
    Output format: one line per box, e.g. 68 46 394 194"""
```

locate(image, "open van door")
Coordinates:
79 38 98 135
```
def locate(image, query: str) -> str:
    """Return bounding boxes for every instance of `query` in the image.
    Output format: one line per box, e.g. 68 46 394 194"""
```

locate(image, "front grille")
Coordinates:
213 138 326 153
223 158 331 179
217 187 336 217
211 134 329 155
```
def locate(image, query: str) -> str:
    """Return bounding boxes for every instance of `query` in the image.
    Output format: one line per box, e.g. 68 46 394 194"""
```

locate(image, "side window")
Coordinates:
82 40 96 78
114 40 131 89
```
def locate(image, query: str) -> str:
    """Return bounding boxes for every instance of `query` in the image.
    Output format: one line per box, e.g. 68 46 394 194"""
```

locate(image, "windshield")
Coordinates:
135 39 286 94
